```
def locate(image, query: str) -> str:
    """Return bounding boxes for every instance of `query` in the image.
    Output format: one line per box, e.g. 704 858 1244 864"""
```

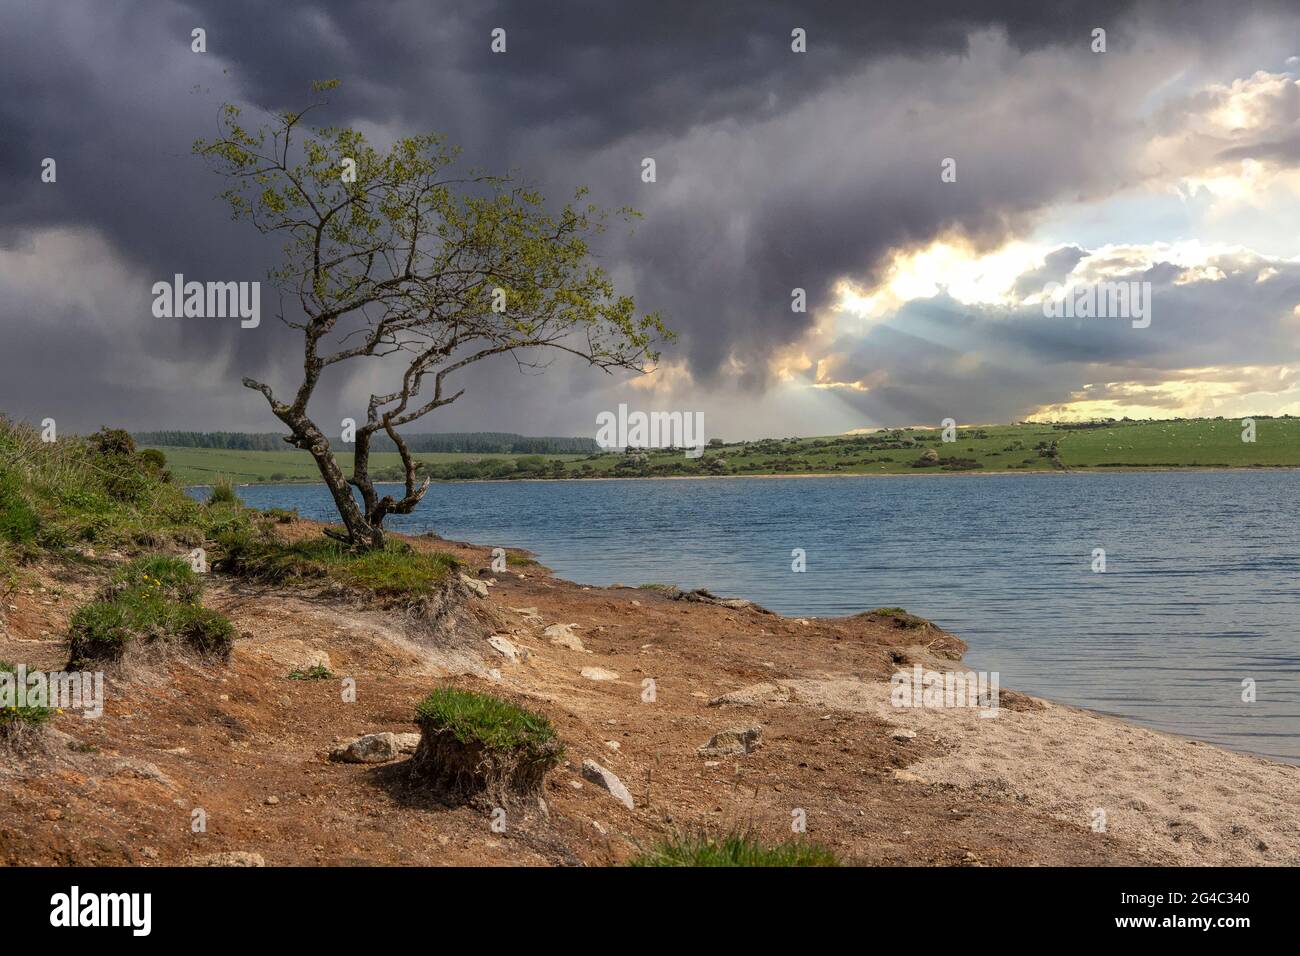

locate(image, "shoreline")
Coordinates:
185 464 1300 489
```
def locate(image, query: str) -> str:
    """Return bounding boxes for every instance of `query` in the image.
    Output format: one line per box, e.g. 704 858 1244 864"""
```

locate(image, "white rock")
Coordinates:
545 623 586 652
890 729 917 742
581 759 634 810
605 740 621 751
487 635 521 663
459 574 489 598
330 732 404 763
580 666 620 682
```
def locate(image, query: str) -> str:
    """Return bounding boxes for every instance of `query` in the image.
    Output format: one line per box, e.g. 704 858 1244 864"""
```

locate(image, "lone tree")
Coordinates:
195 85 668 549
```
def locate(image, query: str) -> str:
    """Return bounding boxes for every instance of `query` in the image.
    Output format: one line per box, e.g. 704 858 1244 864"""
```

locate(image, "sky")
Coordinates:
2 0 1299 441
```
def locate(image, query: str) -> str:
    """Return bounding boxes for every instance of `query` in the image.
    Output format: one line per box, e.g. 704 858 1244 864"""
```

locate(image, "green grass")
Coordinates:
151 445 585 485
0 661 56 727
864 606 932 629
287 664 334 681
67 555 234 666
1037 417 1300 468
628 832 841 867
0 416 260 583
215 528 459 597
415 687 563 759
150 416 1300 485
207 476 239 505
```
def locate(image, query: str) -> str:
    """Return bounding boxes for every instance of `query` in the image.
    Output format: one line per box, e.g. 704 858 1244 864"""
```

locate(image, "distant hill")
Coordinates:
134 430 600 455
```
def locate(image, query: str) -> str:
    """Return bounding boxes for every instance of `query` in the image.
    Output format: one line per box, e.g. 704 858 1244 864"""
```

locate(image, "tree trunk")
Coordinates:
285 416 385 550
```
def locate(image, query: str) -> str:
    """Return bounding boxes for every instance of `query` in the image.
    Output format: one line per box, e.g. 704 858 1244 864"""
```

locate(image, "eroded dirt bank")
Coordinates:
2 525 1295 866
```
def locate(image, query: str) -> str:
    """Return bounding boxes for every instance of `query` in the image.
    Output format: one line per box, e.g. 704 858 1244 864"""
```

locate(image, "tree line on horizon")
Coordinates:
133 431 601 455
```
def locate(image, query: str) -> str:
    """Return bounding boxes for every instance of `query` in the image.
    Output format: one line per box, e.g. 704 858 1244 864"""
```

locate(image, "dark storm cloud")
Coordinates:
0 0 1294 432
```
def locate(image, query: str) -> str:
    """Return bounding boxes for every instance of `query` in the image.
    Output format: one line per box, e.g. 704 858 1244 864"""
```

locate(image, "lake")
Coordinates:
203 472 1300 763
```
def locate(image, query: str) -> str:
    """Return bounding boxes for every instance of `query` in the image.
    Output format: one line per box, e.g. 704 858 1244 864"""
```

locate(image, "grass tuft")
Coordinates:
0 661 56 729
287 664 334 681
206 477 239 506
409 687 565 802
628 831 841 867
67 554 233 666
415 687 561 757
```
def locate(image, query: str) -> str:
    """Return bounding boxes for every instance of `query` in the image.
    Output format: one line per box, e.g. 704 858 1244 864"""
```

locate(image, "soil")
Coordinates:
1 524 1295 867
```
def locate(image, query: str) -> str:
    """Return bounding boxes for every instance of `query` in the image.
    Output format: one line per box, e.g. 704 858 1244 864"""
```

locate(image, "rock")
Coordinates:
892 769 925 783
190 851 265 867
580 666 620 682
708 682 791 707
301 650 331 671
487 635 521 663
262 639 331 672
605 740 621 751
330 732 406 763
667 589 771 614
459 574 489 598
890 729 917 741
264 795 279 806
110 758 178 790
698 725 763 756
393 733 421 754
544 623 585 652
581 759 634 810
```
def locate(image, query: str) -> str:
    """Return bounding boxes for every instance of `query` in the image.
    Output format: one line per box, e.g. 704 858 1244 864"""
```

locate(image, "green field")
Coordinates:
152 446 585 484
150 417 1300 486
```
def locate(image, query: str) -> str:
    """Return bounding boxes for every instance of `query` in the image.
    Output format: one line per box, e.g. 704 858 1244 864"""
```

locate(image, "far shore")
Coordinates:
187 464 1300 489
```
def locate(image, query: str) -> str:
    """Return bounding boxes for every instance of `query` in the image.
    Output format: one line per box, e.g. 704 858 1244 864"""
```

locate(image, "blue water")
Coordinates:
205 472 1300 763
